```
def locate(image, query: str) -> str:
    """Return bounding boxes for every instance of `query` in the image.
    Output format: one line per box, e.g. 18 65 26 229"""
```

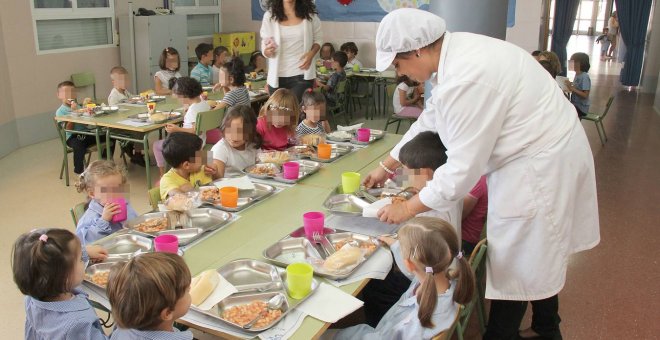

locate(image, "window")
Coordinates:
174 0 221 38
31 0 114 53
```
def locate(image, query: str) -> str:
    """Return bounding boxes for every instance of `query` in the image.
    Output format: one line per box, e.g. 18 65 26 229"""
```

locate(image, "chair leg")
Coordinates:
599 121 608 142
64 155 70 186
395 120 402 134
595 122 606 146
60 158 65 180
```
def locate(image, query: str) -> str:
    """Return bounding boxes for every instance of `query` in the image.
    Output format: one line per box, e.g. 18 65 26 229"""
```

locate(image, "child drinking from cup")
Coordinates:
75 160 138 246
154 47 182 95
315 51 347 108
334 217 475 339
211 105 261 178
211 46 229 84
12 228 110 340
296 89 331 137
153 77 211 177
212 57 250 109
256 88 300 150
190 43 214 86
160 132 216 201
107 252 193 339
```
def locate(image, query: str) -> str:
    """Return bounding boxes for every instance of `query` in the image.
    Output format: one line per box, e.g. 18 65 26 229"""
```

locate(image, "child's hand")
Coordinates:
203 165 217 176
101 202 120 222
165 124 178 133
564 80 573 92
86 245 108 263
378 236 397 247
69 100 78 110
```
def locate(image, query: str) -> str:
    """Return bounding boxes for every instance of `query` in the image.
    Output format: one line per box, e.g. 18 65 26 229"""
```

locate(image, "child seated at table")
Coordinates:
211 105 261 178
211 46 229 84
315 51 347 108
212 57 250 110
318 42 335 68
12 228 109 340
334 217 474 339
160 132 216 201
108 66 146 167
256 88 300 151
393 75 424 118
245 50 267 74
55 81 99 174
107 252 193 340
75 160 138 246
153 77 211 177
296 89 330 137
191 43 214 86
340 42 363 70
154 47 182 95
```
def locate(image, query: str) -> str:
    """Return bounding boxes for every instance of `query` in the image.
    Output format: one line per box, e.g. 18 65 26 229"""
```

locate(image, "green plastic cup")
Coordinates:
342 172 361 194
286 263 313 299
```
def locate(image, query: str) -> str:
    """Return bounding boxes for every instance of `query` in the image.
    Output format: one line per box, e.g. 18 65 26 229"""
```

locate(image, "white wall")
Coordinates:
506 0 543 52
641 0 660 94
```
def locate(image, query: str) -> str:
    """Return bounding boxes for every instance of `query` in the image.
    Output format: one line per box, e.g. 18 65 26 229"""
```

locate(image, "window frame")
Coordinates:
31 0 116 54
174 0 222 39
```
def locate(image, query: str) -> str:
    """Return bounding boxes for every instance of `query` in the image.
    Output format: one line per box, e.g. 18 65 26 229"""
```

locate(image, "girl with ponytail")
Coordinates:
212 56 251 110
333 217 475 339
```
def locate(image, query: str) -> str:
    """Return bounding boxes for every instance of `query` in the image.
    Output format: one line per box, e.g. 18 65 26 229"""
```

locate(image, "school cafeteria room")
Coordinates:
0 0 659 339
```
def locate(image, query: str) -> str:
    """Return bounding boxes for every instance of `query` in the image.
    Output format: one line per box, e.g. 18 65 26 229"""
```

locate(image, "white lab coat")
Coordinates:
390 32 600 301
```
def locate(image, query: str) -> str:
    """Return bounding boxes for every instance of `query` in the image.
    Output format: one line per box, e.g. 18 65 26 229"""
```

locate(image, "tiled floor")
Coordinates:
1 35 658 339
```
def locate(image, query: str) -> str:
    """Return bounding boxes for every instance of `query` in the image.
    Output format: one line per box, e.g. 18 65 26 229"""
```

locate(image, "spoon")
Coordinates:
242 294 285 329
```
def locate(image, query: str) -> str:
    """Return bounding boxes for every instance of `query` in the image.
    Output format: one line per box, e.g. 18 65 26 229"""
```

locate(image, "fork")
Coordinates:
313 231 335 258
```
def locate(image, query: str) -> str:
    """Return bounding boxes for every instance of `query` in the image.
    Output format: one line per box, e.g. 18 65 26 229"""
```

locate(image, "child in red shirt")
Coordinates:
256 88 300 150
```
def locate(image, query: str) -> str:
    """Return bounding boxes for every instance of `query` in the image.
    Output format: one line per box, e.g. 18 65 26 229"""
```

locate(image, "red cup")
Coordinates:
154 234 179 254
110 197 128 223
303 211 325 237
282 162 300 180
357 128 371 142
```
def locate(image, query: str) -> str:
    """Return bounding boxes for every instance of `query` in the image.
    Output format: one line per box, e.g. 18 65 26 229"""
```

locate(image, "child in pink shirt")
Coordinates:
256 89 300 151
461 175 488 255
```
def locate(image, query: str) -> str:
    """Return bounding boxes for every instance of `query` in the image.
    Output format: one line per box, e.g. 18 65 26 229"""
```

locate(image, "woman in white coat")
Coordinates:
260 0 322 101
364 9 600 339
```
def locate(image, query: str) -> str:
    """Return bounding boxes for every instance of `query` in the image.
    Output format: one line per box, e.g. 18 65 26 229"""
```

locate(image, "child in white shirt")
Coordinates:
211 105 261 178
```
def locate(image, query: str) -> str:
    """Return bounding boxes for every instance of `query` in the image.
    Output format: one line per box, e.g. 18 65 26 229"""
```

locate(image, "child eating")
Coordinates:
211 105 261 178
107 252 193 339
190 43 214 86
296 89 330 137
154 47 181 95
318 42 335 68
160 132 216 201
315 51 347 108
340 42 362 70
256 88 300 151
75 160 138 246
108 66 145 167
212 57 250 109
211 46 229 84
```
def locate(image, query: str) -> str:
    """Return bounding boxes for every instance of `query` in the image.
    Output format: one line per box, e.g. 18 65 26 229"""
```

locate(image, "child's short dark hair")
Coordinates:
320 42 335 57
169 77 203 98
213 46 229 58
57 80 75 90
107 252 191 330
222 57 246 87
332 51 348 68
539 60 557 78
195 43 214 60
159 47 180 71
399 131 447 171
571 52 591 72
222 105 262 149
340 42 358 55
162 132 203 168
249 50 264 69
12 228 81 301
531 50 542 56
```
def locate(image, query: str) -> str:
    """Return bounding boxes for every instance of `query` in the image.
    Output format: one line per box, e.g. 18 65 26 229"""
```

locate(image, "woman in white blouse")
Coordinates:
260 0 322 101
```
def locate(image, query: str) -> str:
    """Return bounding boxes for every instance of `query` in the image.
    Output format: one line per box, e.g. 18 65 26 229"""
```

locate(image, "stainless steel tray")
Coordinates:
350 129 387 145
200 183 276 212
185 208 233 231
156 227 205 246
273 160 322 184
217 259 283 293
244 163 281 180
95 233 152 259
84 259 123 289
323 186 371 216
125 210 232 246
125 212 175 235
287 144 353 163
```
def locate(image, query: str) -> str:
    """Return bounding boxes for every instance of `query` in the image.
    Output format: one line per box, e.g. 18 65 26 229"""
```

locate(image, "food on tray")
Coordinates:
149 112 170 122
165 194 193 211
248 164 278 177
221 301 282 328
88 271 110 287
258 151 290 164
133 217 169 233
299 134 325 146
334 238 377 255
327 131 353 140
200 187 221 202
290 145 315 157
191 270 220 306
322 245 362 272
250 71 258 79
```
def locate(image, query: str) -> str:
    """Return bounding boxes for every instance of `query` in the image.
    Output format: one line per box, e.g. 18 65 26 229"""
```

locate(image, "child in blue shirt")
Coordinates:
55 81 98 174
565 52 591 119
190 43 213 86
75 160 138 246
108 252 193 340
12 228 109 340
333 217 475 340
316 51 347 107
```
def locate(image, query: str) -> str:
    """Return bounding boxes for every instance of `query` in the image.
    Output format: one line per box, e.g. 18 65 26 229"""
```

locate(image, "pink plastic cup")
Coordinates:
357 128 371 142
303 211 325 238
282 162 300 180
110 198 128 223
154 234 179 254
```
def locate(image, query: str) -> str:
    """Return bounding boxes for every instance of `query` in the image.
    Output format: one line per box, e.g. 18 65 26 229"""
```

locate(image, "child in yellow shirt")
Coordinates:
159 132 217 200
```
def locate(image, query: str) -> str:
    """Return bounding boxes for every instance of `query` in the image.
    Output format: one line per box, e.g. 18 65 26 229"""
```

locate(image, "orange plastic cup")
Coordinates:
317 143 331 159
220 186 239 208
147 101 156 111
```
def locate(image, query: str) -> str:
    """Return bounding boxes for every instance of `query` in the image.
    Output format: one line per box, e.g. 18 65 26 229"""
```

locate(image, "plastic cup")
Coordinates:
303 211 325 238
147 101 156 112
154 234 179 254
353 64 361 72
286 263 313 299
110 197 128 223
219 186 239 208
86 103 97 109
341 172 361 194
317 143 331 159
357 128 371 142
282 162 300 180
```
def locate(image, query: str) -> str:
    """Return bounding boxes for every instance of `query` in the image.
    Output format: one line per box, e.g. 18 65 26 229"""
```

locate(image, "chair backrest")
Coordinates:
469 239 488 272
148 187 161 211
71 72 96 87
433 307 461 340
53 119 69 146
600 96 615 119
70 201 88 227
195 108 226 136
386 83 398 115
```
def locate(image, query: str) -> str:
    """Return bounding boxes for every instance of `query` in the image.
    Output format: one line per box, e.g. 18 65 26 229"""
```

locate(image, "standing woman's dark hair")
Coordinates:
222 57 247 87
267 0 318 21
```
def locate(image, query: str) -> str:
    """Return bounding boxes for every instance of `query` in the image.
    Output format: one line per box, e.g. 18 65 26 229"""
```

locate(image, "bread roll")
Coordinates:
300 134 325 146
322 246 362 272
191 270 220 306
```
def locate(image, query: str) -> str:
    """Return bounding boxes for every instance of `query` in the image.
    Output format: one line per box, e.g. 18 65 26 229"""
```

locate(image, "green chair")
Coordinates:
148 187 162 211
327 79 350 128
71 71 97 101
446 238 488 340
348 77 376 120
583 96 614 146
70 202 88 228
54 120 99 186
382 82 420 134
195 108 226 151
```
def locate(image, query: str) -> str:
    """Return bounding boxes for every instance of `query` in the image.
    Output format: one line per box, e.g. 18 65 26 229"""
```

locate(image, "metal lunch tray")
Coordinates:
350 129 387 145
326 131 354 142
199 183 276 212
365 186 416 201
125 210 232 246
94 233 152 259
244 163 281 180
323 186 371 216
273 160 322 184
287 144 353 163
217 259 283 293
84 259 124 290
156 227 205 246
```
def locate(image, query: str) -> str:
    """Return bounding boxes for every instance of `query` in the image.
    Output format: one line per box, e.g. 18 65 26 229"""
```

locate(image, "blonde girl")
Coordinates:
256 88 300 150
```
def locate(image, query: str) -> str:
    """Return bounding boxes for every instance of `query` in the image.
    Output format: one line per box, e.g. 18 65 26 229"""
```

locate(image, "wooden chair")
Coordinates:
70 202 88 228
583 96 614 146
148 187 161 211
195 108 226 151
54 120 99 186
71 71 97 100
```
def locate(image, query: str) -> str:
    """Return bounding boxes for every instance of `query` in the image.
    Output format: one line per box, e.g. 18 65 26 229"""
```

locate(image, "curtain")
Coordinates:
550 0 580 76
615 0 653 86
